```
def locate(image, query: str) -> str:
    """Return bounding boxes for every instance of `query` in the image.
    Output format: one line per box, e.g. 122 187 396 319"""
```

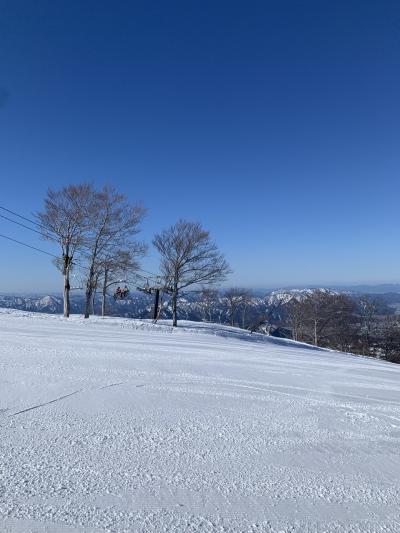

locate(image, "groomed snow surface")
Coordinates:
0 309 399 533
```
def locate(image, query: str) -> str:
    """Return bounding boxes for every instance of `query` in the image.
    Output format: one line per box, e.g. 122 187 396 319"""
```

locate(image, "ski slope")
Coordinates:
0 309 399 532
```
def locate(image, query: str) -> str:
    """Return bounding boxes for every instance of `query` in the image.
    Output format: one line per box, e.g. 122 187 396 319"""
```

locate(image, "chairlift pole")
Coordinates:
153 288 160 320
137 282 173 320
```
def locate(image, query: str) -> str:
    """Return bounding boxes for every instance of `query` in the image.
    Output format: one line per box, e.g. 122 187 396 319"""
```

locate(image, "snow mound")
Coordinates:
0 309 399 532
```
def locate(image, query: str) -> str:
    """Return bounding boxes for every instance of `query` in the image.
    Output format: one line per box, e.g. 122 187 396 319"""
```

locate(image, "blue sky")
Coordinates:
0 0 399 292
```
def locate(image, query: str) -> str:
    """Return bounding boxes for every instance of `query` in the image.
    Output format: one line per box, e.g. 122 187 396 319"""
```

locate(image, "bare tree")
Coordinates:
199 288 219 322
239 289 253 329
291 290 356 348
287 298 306 341
301 290 331 346
91 269 101 315
153 220 230 326
224 288 251 328
376 315 400 362
83 186 146 318
358 295 381 354
36 184 94 317
328 294 356 351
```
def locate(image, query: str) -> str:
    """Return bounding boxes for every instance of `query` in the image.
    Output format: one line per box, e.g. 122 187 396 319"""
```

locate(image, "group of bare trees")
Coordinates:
377 316 400 363
199 288 220 323
287 290 355 349
223 288 253 328
37 184 230 325
37 184 146 318
197 287 257 328
286 290 400 363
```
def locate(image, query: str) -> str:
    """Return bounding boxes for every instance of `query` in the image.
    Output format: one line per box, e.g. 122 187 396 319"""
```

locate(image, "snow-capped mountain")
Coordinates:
0 293 152 317
0 287 396 325
266 288 337 307
0 294 64 314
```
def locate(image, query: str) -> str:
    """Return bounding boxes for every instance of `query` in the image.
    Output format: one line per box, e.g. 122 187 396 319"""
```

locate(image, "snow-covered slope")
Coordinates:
0 309 399 532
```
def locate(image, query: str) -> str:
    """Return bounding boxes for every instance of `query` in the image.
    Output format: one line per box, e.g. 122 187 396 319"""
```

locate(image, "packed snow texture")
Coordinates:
0 308 399 532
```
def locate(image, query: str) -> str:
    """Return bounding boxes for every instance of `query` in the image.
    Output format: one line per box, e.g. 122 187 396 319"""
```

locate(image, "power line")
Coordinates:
0 205 87 270
0 213 45 237
0 204 161 278
0 226 88 270
0 230 163 308
0 232 59 259
136 266 159 277
0 205 46 231
0 206 60 247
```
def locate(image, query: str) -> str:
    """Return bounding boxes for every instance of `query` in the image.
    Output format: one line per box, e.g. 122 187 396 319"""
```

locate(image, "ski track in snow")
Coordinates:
0 308 400 532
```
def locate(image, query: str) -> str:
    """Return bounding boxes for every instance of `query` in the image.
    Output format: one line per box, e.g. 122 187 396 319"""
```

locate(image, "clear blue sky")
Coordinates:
0 0 399 292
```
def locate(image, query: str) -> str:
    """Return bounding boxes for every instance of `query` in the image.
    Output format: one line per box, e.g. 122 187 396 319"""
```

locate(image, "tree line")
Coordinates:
285 290 400 363
36 184 230 325
194 288 400 364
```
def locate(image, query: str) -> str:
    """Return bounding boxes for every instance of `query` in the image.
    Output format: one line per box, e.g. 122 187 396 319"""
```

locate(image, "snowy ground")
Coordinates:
0 309 399 532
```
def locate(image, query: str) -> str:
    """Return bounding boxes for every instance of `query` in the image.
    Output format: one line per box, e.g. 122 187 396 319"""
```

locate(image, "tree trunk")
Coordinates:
314 319 318 346
63 271 70 318
84 260 98 318
84 267 94 319
153 289 160 320
365 325 371 354
84 287 91 318
91 290 96 315
62 253 72 318
172 289 178 327
101 270 108 317
91 272 100 316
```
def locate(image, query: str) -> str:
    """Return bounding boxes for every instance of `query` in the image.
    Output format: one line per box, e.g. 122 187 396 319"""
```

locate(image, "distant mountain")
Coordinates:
0 293 152 317
266 288 336 306
0 294 64 314
0 291 276 323
0 286 397 325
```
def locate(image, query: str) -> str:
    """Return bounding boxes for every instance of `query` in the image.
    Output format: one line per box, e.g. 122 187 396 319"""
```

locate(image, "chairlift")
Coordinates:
113 285 130 300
